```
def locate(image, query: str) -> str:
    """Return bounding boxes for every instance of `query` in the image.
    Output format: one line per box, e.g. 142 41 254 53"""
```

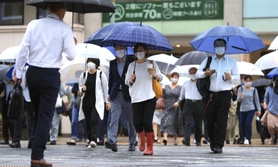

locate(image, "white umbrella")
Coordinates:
76 43 115 61
147 54 178 65
170 64 200 77
237 61 264 76
0 46 20 63
160 73 170 86
268 36 278 50
255 51 278 70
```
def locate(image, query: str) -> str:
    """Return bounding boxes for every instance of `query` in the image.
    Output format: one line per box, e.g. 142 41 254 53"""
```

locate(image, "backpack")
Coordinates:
7 82 24 120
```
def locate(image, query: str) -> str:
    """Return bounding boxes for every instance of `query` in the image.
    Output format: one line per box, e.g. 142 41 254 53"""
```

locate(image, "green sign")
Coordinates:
103 0 223 22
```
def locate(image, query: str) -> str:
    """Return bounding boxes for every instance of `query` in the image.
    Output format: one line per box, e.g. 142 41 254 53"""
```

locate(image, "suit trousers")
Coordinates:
26 66 60 160
182 99 203 143
205 91 232 149
107 91 136 144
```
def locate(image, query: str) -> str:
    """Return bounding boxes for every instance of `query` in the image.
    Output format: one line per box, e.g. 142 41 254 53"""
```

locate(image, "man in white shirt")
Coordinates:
14 2 75 166
178 67 203 146
196 38 240 154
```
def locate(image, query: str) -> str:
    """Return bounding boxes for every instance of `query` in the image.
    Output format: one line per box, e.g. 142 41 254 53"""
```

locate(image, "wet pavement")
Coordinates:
0 137 277 167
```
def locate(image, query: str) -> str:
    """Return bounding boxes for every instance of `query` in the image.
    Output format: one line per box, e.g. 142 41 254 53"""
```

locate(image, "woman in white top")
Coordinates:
78 58 110 149
125 43 162 155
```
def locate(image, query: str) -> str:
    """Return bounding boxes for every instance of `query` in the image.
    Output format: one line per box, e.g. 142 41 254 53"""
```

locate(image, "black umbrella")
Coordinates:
27 0 115 29
252 78 272 87
174 51 213 66
27 0 115 13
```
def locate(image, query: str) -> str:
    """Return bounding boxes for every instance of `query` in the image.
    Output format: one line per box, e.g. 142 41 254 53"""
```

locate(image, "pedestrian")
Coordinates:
105 44 137 152
10 66 34 149
152 108 162 144
196 38 240 153
261 76 278 145
14 2 76 166
160 72 181 146
178 67 203 146
78 58 110 149
125 43 162 155
237 75 261 145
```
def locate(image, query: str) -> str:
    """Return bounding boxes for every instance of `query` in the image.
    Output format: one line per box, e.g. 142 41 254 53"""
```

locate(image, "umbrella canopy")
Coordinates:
0 65 13 83
27 0 115 13
85 21 140 46
0 46 20 62
103 24 173 51
267 68 278 78
252 78 272 87
104 46 134 57
268 36 278 50
170 64 200 77
147 54 178 65
160 74 170 86
155 62 176 75
255 51 278 70
174 51 213 66
75 43 116 61
237 61 264 76
190 25 265 54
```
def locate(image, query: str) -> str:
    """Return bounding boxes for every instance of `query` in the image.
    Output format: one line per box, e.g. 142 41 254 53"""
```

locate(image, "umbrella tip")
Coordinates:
140 21 142 26
227 22 229 26
109 13 114 18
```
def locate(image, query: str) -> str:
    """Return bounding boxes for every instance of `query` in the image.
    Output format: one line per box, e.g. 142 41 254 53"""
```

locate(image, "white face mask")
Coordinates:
188 74 197 80
215 47 226 55
244 81 252 87
171 78 178 84
87 62 96 70
116 50 125 58
136 52 145 60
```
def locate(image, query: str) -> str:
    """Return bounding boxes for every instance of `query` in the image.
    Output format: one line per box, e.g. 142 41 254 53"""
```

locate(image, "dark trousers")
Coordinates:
132 97 156 132
205 91 232 148
1 104 14 142
82 105 99 143
12 100 34 143
98 106 108 142
182 100 203 143
26 66 60 160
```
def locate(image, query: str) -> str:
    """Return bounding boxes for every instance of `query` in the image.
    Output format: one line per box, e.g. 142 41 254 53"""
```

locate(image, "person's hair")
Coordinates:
47 2 66 12
86 58 100 68
214 38 227 46
170 72 179 78
134 43 148 55
244 75 252 81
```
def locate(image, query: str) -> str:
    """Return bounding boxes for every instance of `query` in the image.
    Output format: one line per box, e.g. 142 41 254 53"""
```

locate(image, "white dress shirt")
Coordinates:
179 79 202 101
196 55 240 92
16 14 76 78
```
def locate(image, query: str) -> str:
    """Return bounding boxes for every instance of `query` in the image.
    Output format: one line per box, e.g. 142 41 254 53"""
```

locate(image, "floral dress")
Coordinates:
160 85 183 136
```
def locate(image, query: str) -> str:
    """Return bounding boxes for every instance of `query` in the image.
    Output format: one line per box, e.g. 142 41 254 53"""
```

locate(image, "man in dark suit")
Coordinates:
105 44 137 152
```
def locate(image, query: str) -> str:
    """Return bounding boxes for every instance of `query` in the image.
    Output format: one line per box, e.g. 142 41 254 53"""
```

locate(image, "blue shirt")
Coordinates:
117 56 126 90
264 86 278 115
237 87 261 112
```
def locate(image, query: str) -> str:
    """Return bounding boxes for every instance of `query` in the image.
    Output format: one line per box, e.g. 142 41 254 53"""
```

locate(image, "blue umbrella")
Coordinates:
267 68 278 78
190 25 265 54
6 63 29 80
103 24 173 52
85 21 140 46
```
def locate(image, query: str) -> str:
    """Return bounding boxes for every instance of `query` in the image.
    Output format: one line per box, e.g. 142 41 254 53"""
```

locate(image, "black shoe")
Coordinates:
86 142 90 147
49 141 56 145
196 143 201 146
163 139 167 146
226 140 230 144
135 141 138 146
182 139 190 146
66 141 76 145
0 141 9 145
97 140 104 145
105 141 118 152
9 142 21 148
213 147 223 153
210 144 214 152
28 138 33 149
128 144 135 151
238 140 244 144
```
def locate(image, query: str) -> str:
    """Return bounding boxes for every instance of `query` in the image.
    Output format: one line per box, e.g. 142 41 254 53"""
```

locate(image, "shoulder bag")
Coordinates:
150 61 163 98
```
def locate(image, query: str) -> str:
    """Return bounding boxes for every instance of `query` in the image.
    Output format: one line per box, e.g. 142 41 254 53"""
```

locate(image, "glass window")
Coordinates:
0 1 23 25
37 8 49 19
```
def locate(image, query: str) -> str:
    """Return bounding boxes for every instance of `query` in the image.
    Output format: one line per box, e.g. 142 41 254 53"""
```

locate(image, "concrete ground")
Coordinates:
0 136 277 167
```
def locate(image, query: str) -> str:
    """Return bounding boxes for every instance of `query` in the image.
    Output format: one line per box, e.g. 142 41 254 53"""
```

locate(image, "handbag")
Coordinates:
7 82 24 120
56 100 67 114
196 56 212 103
55 95 63 108
150 61 163 98
155 97 165 110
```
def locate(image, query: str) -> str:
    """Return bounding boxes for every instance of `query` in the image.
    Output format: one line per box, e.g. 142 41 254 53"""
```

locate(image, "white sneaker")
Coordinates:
90 141 96 148
244 139 249 145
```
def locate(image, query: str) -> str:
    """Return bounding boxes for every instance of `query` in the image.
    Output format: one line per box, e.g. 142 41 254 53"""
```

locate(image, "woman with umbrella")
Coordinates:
125 43 162 155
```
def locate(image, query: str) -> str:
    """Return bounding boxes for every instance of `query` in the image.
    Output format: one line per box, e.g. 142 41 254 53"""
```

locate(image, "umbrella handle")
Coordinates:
133 71 136 82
